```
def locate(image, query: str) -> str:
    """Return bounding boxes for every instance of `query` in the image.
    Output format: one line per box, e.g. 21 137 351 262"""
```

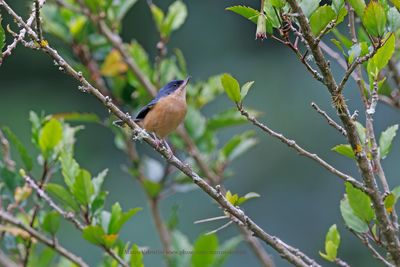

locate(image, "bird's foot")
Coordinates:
162 139 174 160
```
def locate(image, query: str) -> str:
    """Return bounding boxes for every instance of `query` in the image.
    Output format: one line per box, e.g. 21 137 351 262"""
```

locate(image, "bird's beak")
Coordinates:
183 76 191 86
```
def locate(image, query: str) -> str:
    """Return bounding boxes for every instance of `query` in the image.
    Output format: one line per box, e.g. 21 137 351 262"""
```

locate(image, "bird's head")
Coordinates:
158 76 191 98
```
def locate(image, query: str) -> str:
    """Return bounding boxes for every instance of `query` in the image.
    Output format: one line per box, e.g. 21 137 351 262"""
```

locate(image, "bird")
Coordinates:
115 76 191 151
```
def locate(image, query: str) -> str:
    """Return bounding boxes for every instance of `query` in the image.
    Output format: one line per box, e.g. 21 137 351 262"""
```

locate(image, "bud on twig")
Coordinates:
256 14 267 40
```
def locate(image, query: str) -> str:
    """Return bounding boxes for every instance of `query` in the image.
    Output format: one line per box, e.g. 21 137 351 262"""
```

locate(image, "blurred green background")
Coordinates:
1 0 399 266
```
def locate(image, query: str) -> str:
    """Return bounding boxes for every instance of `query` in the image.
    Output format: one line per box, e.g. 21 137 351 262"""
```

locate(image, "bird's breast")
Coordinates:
142 95 187 138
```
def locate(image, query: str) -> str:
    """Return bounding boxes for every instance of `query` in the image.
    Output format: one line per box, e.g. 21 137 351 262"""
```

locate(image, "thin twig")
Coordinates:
0 129 15 170
311 102 347 137
0 0 46 65
0 2 318 265
285 0 400 263
0 210 89 267
334 258 351 267
237 104 366 193
34 0 43 41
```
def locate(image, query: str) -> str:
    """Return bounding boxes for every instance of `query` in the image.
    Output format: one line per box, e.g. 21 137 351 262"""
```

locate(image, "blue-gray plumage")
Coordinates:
117 76 190 140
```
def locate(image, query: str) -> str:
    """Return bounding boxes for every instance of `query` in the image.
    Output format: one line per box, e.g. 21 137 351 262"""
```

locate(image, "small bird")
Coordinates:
115 76 191 150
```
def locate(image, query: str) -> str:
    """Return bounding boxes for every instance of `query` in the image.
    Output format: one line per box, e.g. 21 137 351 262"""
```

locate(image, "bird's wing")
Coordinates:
135 97 159 121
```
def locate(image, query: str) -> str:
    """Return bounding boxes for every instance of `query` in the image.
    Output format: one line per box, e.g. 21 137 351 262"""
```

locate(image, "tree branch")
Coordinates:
285 0 400 263
237 103 366 193
0 2 319 265
311 102 347 137
0 210 89 267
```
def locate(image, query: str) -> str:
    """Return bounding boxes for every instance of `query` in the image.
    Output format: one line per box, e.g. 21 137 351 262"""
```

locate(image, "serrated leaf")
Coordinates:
332 144 356 159
2 127 33 171
241 81 254 100
225 190 239 205
340 197 369 233
72 169 94 206
226 5 259 24
345 182 375 222
41 211 61 235
310 5 336 36
39 118 63 158
362 1 386 37
59 151 80 191
221 73 241 103
384 193 396 213
367 34 395 80
379 124 398 159
192 234 219 267
45 183 80 211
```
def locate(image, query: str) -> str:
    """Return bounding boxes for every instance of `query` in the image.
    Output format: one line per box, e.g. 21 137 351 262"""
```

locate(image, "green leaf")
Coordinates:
2 127 33 171
149 3 165 32
213 236 242 267
367 34 395 80
225 190 239 205
171 230 192 267
332 144 356 159
82 225 105 246
72 169 94 206
0 15 5 54
108 203 140 234
192 234 219 267
143 180 162 198
332 0 345 14
384 193 396 212
391 0 400 10
115 0 138 22
348 0 366 18
310 5 336 36
184 107 206 139
225 6 259 24
340 197 369 233
388 7 400 32
345 182 375 222
162 0 188 38
241 81 254 100
130 244 144 267
220 131 257 162
39 118 63 158
236 192 261 206
319 224 340 261
92 169 107 196
354 121 366 143
41 211 61 235
59 151 80 191
271 0 286 8
348 42 369 64
362 1 386 37
45 183 80 211
53 112 100 123
300 0 321 18
207 109 259 131
221 73 241 103
379 124 398 159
